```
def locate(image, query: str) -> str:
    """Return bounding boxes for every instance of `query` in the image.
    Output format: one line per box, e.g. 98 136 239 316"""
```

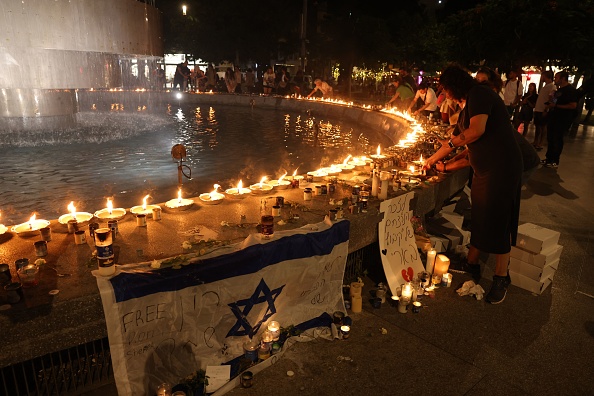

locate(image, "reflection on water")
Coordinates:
0 104 390 224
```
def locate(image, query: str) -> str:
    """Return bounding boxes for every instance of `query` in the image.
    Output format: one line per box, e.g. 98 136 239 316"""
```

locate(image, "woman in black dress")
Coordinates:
425 65 523 304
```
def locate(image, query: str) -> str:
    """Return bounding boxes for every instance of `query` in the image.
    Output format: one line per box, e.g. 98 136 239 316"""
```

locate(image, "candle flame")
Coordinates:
107 198 113 215
343 155 352 165
209 184 221 200
409 165 415 173
259 176 267 188
177 188 182 204
68 201 77 221
237 180 244 192
376 145 381 156
29 213 36 229
292 169 298 177
419 154 423 162
278 172 287 183
142 194 150 210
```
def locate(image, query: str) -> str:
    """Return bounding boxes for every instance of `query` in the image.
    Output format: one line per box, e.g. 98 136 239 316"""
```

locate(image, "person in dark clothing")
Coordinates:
542 71 579 168
173 60 190 91
424 65 523 304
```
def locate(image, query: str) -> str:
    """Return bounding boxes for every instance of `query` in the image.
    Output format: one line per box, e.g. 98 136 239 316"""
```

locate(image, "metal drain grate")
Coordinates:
1 337 113 396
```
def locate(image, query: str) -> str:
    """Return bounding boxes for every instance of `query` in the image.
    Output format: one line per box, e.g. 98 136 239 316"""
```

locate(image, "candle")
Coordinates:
267 321 280 341
249 177 273 194
370 144 386 161
378 171 390 200
426 248 437 274
58 201 94 225
371 169 379 197
225 180 251 199
340 325 351 339
412 301 422 313
131 195 162 215
307 169 328 182
433 254 451 276
94 198 127 220
398 297 409 314
199 184 225 204
401 283 413 299
441 272 453 287
11 214 50 235
351 295 362 313
269 173 291 190
165 188 194 209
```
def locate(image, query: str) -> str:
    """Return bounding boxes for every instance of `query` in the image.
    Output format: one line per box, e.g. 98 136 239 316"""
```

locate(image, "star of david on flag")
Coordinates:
226 278 285 338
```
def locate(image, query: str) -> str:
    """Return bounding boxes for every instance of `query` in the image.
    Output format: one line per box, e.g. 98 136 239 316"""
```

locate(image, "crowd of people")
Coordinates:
168 62 333 98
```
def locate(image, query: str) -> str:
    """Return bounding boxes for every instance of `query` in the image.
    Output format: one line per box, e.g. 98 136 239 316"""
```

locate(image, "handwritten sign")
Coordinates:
96 220 349 395
378 193 424 295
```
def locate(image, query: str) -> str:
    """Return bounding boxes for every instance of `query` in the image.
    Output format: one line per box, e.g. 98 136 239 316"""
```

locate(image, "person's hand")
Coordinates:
437 137 449 146
435 161 446 172
423 157 436 170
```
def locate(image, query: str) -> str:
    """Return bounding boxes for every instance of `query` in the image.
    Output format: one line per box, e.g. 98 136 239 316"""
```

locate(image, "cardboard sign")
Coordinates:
378 193 424 295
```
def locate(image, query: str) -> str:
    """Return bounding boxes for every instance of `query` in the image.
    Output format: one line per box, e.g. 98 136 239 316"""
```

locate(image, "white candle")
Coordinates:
379 178 389 200
401 283 413 299
426 248 437 274
371 169 379 197
267 321 280 341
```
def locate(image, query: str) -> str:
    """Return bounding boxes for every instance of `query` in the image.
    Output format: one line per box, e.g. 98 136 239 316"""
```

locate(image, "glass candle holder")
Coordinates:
260 215 274 238
17 264 39 288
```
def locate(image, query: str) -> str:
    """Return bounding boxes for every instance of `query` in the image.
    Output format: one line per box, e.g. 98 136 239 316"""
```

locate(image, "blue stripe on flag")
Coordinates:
110 220 350 302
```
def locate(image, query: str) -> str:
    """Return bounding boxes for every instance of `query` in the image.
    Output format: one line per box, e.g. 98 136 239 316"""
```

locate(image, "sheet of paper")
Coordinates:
205 365 231 394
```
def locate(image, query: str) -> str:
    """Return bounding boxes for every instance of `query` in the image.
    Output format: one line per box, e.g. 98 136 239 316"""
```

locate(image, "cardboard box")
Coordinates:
511 244 563 269
509 257 557 282
510 271 552 295
516 223 561 254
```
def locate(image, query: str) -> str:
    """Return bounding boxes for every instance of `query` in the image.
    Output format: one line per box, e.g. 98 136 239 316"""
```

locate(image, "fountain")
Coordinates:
0 0 163 132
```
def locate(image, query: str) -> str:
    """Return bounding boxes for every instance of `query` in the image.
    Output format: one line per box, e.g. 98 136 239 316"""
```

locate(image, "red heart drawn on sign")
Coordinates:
401 269 409 281
401 267 415 282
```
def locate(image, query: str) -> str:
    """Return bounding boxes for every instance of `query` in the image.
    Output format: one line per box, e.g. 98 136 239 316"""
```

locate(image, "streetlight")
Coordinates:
182 5 187 16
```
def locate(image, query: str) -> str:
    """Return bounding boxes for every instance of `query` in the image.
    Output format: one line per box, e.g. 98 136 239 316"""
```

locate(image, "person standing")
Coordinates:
503 69 524 119
407 82 438 118
542 71 579 168
173 60 190 91
205 64 216 91
425 65 523 304
234 66 243 93
514 82 538 136
532 71 556 150
245 68 256 94
263 67 276 95
224 67 237 93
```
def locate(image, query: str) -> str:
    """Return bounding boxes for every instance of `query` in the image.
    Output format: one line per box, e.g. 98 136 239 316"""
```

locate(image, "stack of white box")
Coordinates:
510 223 563 295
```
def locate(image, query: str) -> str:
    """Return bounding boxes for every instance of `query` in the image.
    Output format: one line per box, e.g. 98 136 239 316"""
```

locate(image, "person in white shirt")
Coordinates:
532 70 556 150
407 82 438 118
307 79 333 98
503 69 524 118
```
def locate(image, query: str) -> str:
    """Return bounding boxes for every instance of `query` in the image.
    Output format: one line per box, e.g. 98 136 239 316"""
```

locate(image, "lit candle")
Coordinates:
340 325 351 339
225 180 251 199
426 248 437 274
199 184 225 204
370 144 386 161
401 283 413 299
165 188 194 210
249 177 273 194
11 214 50 235
269 172 291 190
267 321 280 341
58 201 93 225
94 198 127 220
433 254 451 276
131 195 161 215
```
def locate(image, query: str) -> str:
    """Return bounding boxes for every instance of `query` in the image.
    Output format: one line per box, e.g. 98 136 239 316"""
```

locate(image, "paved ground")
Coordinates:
84 120 594 396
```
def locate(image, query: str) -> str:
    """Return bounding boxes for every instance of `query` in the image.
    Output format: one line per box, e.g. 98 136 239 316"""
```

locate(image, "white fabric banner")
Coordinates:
96 220 349 395
378 193 424 295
